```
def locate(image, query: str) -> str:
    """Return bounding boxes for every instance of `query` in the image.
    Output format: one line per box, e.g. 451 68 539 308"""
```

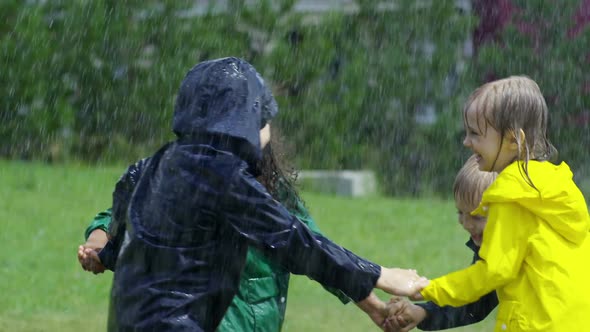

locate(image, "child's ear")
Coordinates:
505 129 525 150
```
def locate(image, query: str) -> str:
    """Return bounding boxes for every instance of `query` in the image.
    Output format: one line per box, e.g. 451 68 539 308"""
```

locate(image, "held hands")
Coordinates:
358 267 429 332
382 297 427 332
376 267 429 297
356 292 389 329
77 245 106 274
367 267 428 331
357 292 420 331
77 229 108 274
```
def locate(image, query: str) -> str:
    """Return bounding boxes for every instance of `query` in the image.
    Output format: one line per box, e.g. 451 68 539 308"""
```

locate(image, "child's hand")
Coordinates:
356 292 388 328
77 229 108 274
409 292 424 301
383 297 427 332
77 245 106 274
376 267 429 297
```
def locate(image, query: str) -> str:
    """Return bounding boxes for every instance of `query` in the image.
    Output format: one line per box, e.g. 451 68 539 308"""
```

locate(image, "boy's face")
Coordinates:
456 199 487 247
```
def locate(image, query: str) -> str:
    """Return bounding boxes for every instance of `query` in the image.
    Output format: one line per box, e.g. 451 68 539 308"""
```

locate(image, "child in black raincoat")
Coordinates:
97 57 425 332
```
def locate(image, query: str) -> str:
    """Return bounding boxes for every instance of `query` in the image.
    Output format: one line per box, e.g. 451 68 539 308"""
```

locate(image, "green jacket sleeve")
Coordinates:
84 208 113 240
290 199 352 304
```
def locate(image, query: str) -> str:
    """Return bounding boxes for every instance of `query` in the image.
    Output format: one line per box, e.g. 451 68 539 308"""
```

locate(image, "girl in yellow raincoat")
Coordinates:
415 76 590 332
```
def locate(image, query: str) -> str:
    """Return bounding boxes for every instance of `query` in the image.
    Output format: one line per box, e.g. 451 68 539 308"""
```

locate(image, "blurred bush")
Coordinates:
467 0 590 186
1 0 586 196
266 0 476 195
1 0 250 162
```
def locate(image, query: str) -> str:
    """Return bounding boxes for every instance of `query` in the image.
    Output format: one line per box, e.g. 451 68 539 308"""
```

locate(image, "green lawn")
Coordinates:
0 160 494 331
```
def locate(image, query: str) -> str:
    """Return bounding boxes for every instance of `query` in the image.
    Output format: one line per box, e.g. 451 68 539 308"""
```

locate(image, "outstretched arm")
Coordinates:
78 209 111 274
414 290 498 330
419 203 531 306
356 292 389 329
221 167 426 302
77 158 151 274
383 291 497 331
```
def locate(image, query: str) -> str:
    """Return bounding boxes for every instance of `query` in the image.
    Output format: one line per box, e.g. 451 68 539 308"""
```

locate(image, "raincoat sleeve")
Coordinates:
291 199 351 304
84 208 112 240
222 169 381 303
98 158 150 270
416 290 498 330
421 202 531 306
416 244 498 330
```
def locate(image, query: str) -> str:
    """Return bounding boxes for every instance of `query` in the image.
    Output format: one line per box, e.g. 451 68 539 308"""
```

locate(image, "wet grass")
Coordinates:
0 160 494 331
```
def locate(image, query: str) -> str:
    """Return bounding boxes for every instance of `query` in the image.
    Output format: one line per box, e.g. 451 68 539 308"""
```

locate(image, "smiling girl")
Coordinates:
415 76 590 332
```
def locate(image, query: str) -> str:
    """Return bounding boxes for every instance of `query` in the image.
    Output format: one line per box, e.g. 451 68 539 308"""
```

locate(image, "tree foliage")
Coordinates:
468 0 590 177
3 0 585 195
266 1 476 195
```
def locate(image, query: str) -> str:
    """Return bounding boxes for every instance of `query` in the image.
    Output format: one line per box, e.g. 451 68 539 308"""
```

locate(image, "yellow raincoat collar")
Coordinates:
472 160 590 244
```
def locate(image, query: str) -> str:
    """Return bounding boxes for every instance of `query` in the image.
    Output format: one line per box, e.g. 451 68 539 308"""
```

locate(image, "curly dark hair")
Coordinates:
256 126 303 210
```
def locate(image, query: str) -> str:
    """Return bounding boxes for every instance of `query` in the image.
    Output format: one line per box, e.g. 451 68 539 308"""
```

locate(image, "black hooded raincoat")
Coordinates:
105 57 381 332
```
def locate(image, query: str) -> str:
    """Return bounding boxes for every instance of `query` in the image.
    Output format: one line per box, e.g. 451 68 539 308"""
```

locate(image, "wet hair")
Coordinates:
454 155 498 209
463 76 557 189
256 126 303 211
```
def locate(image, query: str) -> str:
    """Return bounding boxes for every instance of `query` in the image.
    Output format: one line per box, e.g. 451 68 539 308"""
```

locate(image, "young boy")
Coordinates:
385 155 499 331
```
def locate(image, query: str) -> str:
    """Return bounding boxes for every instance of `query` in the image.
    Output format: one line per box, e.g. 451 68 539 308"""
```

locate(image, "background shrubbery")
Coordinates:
1 0 588 196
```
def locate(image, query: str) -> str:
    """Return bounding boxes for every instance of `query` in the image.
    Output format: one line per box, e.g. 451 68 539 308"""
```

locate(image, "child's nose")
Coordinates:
463 135 470 147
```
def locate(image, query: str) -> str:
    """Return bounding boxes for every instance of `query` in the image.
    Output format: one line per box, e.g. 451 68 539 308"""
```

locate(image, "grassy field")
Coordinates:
0 160 495 331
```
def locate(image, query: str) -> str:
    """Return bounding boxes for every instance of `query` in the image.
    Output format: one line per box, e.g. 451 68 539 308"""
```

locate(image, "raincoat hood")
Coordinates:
172 57 278 160
475 160 590 244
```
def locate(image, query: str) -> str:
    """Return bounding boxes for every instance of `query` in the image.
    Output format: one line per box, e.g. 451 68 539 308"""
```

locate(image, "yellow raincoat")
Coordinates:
421 161 590 332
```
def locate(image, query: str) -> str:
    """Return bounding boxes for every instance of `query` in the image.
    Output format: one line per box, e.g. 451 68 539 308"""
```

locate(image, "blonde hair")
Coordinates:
463 76 557 188
454 155 498 209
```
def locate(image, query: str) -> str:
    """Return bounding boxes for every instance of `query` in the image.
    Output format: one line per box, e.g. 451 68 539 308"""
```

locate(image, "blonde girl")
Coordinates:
416 76 590 332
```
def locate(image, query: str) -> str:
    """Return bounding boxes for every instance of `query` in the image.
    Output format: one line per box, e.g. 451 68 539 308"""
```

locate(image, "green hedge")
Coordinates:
2 0 585 195
1 0 251 161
